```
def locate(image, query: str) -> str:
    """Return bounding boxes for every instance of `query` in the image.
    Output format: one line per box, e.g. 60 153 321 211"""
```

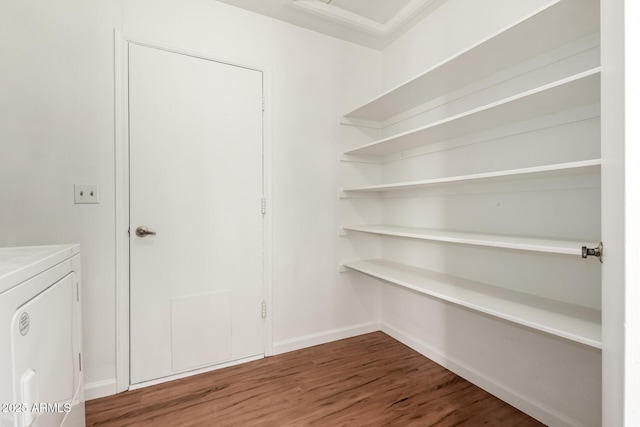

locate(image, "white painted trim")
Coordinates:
119 32 269 74
85 379 117 401
129 354 264 390
283 0 437 37
272 322 380 355
381 323 588 427
624 3 640 425
384 0 439 33
114 29 130 395
600 1 626 425
114 31 274 390
262 66 274 357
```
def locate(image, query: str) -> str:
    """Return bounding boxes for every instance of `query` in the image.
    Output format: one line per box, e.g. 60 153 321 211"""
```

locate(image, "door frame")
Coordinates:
114 30 273 393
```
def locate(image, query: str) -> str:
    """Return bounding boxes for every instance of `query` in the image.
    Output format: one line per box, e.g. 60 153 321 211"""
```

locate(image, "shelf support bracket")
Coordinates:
582 242 603 263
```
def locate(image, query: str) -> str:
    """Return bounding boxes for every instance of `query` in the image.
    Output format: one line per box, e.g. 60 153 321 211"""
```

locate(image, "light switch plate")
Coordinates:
74 184 99 204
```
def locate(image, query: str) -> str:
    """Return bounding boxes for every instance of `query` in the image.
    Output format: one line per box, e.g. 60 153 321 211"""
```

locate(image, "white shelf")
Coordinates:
343 259 602 348
345 69 600 157
342 225 598 256
343 0 600 121
342 159 601 193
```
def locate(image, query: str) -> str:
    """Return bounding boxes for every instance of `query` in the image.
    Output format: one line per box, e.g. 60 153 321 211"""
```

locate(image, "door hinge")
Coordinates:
79 353 82 372
76 283 80 302
262 96 265 112
261 198 267 215
261 300 267 319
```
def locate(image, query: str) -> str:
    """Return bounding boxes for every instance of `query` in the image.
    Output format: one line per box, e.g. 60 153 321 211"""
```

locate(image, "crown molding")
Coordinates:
283 0 436 37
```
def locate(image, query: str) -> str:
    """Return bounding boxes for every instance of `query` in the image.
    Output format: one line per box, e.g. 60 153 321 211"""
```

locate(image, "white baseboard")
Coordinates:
129 354 264 390
381 323 586 427
88 324 378 399
84 379 117 401
88 323 579 426
272 322 380 355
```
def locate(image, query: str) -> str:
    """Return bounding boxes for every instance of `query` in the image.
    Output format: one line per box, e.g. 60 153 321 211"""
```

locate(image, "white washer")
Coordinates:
0 245 84 427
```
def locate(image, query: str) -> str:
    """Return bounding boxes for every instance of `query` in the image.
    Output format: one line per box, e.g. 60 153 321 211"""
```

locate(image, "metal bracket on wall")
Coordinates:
582 242 603 263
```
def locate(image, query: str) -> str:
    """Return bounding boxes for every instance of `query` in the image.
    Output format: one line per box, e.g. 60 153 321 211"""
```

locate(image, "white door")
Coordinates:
128 43 265 385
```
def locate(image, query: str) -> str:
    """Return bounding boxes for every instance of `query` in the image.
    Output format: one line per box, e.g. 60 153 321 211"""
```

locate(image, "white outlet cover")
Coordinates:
74 184 99 204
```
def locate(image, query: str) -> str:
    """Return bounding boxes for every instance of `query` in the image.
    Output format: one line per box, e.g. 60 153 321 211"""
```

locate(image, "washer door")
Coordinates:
11 272 78 427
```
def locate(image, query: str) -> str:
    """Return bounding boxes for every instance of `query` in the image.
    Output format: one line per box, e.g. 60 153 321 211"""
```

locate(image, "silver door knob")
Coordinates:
135 226 157 238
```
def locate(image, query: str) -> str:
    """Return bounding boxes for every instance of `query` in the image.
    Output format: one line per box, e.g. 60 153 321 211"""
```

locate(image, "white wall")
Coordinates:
1 0 382 397
381 0 551 89
368 0 603 425
0 0 123 394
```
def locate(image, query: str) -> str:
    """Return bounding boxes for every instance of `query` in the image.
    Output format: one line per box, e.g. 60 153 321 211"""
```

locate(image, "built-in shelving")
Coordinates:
339 0 603 399
342 159 600 193
343 0 600 121
343 259 602 348
344 69 600 157
342 224 598 256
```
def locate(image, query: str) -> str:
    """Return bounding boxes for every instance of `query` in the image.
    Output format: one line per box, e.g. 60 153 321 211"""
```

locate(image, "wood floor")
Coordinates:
86 332 545 426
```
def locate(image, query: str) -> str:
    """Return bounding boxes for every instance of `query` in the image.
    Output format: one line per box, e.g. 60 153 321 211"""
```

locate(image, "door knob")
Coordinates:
136 226 157 238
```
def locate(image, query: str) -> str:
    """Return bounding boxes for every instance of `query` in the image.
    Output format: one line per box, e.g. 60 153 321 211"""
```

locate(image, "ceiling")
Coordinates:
216 0 446 50
317 0 413 24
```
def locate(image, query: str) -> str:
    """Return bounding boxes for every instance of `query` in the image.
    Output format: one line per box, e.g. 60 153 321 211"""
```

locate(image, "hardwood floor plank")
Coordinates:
86 332 545 426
